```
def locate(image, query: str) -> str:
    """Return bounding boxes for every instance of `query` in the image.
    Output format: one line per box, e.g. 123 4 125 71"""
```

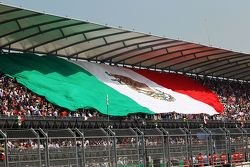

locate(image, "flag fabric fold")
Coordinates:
0 53 223 116
133 69 224 113
73 61 222 115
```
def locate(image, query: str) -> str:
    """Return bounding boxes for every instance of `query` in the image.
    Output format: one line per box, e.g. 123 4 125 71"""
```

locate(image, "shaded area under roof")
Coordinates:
0 4 250 81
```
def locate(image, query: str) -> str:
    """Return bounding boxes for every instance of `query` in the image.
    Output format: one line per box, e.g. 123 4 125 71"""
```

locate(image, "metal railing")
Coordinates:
0 115 245 129
0 127 249 167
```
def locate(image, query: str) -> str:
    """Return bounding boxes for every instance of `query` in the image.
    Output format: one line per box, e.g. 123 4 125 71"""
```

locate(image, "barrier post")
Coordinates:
31 128 42 167
0 130 8 167
39 128 49 167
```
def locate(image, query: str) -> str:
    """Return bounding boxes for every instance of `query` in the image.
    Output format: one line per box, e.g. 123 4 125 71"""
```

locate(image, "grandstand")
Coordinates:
0 3 250 167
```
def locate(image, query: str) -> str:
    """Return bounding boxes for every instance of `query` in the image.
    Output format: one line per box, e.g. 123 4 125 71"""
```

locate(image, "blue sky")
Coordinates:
2 0 250 53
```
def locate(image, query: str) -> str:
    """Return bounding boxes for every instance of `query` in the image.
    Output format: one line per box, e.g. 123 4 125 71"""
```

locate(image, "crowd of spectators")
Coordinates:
6 140 41 150
201 77 250 123
0 72 103 120
169 137 186 145
0 72 250 124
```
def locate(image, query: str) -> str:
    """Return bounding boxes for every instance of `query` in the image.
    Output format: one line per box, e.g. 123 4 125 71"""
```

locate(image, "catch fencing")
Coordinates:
0 127 248 167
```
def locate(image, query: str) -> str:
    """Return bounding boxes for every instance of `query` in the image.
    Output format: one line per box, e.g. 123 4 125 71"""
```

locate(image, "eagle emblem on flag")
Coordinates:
105 72 175 102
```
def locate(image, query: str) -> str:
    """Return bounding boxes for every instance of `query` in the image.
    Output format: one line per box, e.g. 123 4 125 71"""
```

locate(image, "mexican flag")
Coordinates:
0 53 224 116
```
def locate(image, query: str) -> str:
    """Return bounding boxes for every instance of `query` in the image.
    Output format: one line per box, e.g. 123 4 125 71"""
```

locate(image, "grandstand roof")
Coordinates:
0 4 250 81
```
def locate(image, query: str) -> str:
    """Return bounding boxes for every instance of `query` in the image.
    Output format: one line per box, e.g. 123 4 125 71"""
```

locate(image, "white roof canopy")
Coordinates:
0 4 250 81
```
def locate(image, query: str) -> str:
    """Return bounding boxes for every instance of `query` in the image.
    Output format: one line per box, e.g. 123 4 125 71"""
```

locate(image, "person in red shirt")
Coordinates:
60 110 68 117
239 152 244 162
232 153 239 164
208 154 212 165
220 153 227 165
1 152 4 161
212 154 218 165
197 153 204 167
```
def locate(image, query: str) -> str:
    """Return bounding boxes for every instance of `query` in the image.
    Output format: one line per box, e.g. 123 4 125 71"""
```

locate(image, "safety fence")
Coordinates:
0 127 249 167
0 115 244 129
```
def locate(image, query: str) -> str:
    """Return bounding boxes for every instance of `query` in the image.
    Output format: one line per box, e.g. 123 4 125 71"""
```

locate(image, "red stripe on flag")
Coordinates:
132 69 224 113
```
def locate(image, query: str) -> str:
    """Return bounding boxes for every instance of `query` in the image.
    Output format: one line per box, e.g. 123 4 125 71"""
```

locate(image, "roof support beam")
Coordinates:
0 18 67 39
0 8 21 15
204 59 250 76
23 22 90 50
182 53 241 72
0 13 41 25
0 47 64 57
144 48 218 69
15 20 22 29
0 30 143 61
197 61 230 75
209 58 250 76
92 40 167 62
113 42 190 64
2 22 88 48
131 46 206 67
224 65 250 78
66 35 150 58
195 60 242 75
134 46 214 68
130 51 169 66
235 70 250 80
47 31 131 54
59 29 65 38
59 35 151 59
87 39 170 61
30 27 110 53
169 51 232 71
